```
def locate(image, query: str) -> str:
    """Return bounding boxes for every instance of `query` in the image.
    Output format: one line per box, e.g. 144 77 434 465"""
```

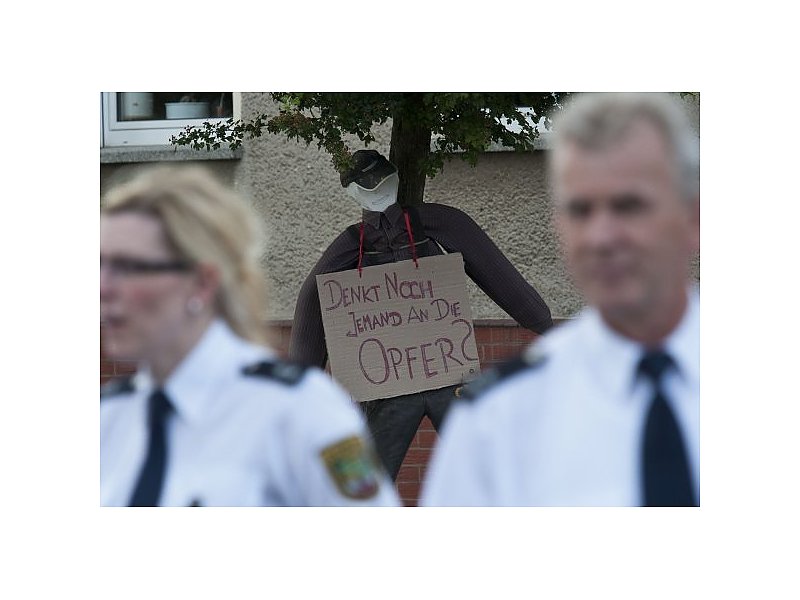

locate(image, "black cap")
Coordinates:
340 150 397 190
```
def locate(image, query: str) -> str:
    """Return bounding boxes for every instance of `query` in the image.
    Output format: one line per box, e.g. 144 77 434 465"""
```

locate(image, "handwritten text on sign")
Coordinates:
317 254 480 402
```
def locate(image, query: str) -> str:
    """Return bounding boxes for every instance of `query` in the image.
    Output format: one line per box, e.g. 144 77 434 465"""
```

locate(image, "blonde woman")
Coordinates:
100 166 398 507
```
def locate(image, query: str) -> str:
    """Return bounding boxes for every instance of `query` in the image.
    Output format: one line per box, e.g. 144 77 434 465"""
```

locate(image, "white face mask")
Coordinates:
346 172 399 212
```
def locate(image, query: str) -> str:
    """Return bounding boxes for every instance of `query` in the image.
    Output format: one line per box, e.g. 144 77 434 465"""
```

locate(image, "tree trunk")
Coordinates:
389 94 431 207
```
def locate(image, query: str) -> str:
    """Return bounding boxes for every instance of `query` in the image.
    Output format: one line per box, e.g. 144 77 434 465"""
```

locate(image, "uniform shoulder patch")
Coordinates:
100 375 135 401
242 359 309 385
459 349 547 402
320 435 381 500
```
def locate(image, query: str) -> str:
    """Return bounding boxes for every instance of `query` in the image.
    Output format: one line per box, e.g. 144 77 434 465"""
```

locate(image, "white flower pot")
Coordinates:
165 102 210 120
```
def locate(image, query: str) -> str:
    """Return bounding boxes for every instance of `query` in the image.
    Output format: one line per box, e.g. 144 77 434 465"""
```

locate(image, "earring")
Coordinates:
186 296 204 316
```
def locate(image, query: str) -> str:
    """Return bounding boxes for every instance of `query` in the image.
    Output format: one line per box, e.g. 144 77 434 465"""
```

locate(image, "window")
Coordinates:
101 92 240 147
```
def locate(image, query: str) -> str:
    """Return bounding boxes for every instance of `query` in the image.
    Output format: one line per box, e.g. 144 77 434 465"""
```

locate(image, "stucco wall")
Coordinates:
425 150 581 319
100 92 700 323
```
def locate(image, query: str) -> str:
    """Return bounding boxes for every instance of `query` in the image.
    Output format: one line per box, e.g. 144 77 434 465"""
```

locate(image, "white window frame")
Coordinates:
100 93 241 147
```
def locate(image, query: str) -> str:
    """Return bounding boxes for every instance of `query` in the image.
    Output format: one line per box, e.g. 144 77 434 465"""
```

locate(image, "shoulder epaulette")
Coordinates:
458 349 547 402
100 375 135 402
242 360 309 386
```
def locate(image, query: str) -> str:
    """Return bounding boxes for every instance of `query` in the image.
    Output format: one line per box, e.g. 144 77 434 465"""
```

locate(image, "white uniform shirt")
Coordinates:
421 289 699 506
101 319 399 507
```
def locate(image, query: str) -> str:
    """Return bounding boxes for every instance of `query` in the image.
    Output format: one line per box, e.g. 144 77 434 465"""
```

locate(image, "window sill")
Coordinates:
100 145 243 164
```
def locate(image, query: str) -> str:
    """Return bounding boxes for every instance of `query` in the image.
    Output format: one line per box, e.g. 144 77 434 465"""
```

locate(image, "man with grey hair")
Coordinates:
421 93 700 506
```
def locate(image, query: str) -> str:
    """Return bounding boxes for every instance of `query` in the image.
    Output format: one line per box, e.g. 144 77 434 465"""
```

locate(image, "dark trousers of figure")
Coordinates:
359 385 457 481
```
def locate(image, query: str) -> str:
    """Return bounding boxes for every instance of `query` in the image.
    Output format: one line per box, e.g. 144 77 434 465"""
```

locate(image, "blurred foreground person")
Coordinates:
422 93 700 506
100 166 398 506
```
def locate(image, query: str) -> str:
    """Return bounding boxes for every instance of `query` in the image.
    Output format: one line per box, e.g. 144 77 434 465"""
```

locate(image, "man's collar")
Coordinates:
361 202 403 228
583 309 644 400
583 286 699 399
662 286 700 387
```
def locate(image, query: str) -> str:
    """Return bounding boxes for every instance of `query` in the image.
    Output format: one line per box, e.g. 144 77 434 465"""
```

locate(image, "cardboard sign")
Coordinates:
316 254 481 402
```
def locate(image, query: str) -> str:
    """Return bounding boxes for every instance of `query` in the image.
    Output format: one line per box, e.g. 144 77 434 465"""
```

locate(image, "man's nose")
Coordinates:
584 210 621 248
100 264 116 300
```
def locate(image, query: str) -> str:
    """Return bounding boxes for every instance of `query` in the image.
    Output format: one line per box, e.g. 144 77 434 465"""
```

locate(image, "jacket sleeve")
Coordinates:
288 228 359 367
420 203 553 333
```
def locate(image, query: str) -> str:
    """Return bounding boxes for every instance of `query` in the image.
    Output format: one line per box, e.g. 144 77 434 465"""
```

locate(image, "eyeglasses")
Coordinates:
100 256 193 277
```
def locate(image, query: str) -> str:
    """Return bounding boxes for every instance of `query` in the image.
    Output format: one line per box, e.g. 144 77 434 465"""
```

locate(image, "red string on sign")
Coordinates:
357 220 365 277
403 210 419 269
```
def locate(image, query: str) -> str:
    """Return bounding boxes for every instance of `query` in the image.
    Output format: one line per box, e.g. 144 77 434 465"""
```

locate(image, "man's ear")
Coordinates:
690 195 700 254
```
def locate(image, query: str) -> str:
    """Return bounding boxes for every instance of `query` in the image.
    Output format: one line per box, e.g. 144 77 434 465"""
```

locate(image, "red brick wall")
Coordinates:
393 320 543 506
101 319 553 507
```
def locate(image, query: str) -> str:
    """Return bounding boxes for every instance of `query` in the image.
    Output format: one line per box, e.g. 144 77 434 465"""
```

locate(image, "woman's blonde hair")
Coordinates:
102 165 269 344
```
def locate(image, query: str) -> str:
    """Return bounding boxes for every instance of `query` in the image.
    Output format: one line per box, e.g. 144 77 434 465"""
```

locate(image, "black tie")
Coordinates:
639 350 697 507
129 389 172 507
